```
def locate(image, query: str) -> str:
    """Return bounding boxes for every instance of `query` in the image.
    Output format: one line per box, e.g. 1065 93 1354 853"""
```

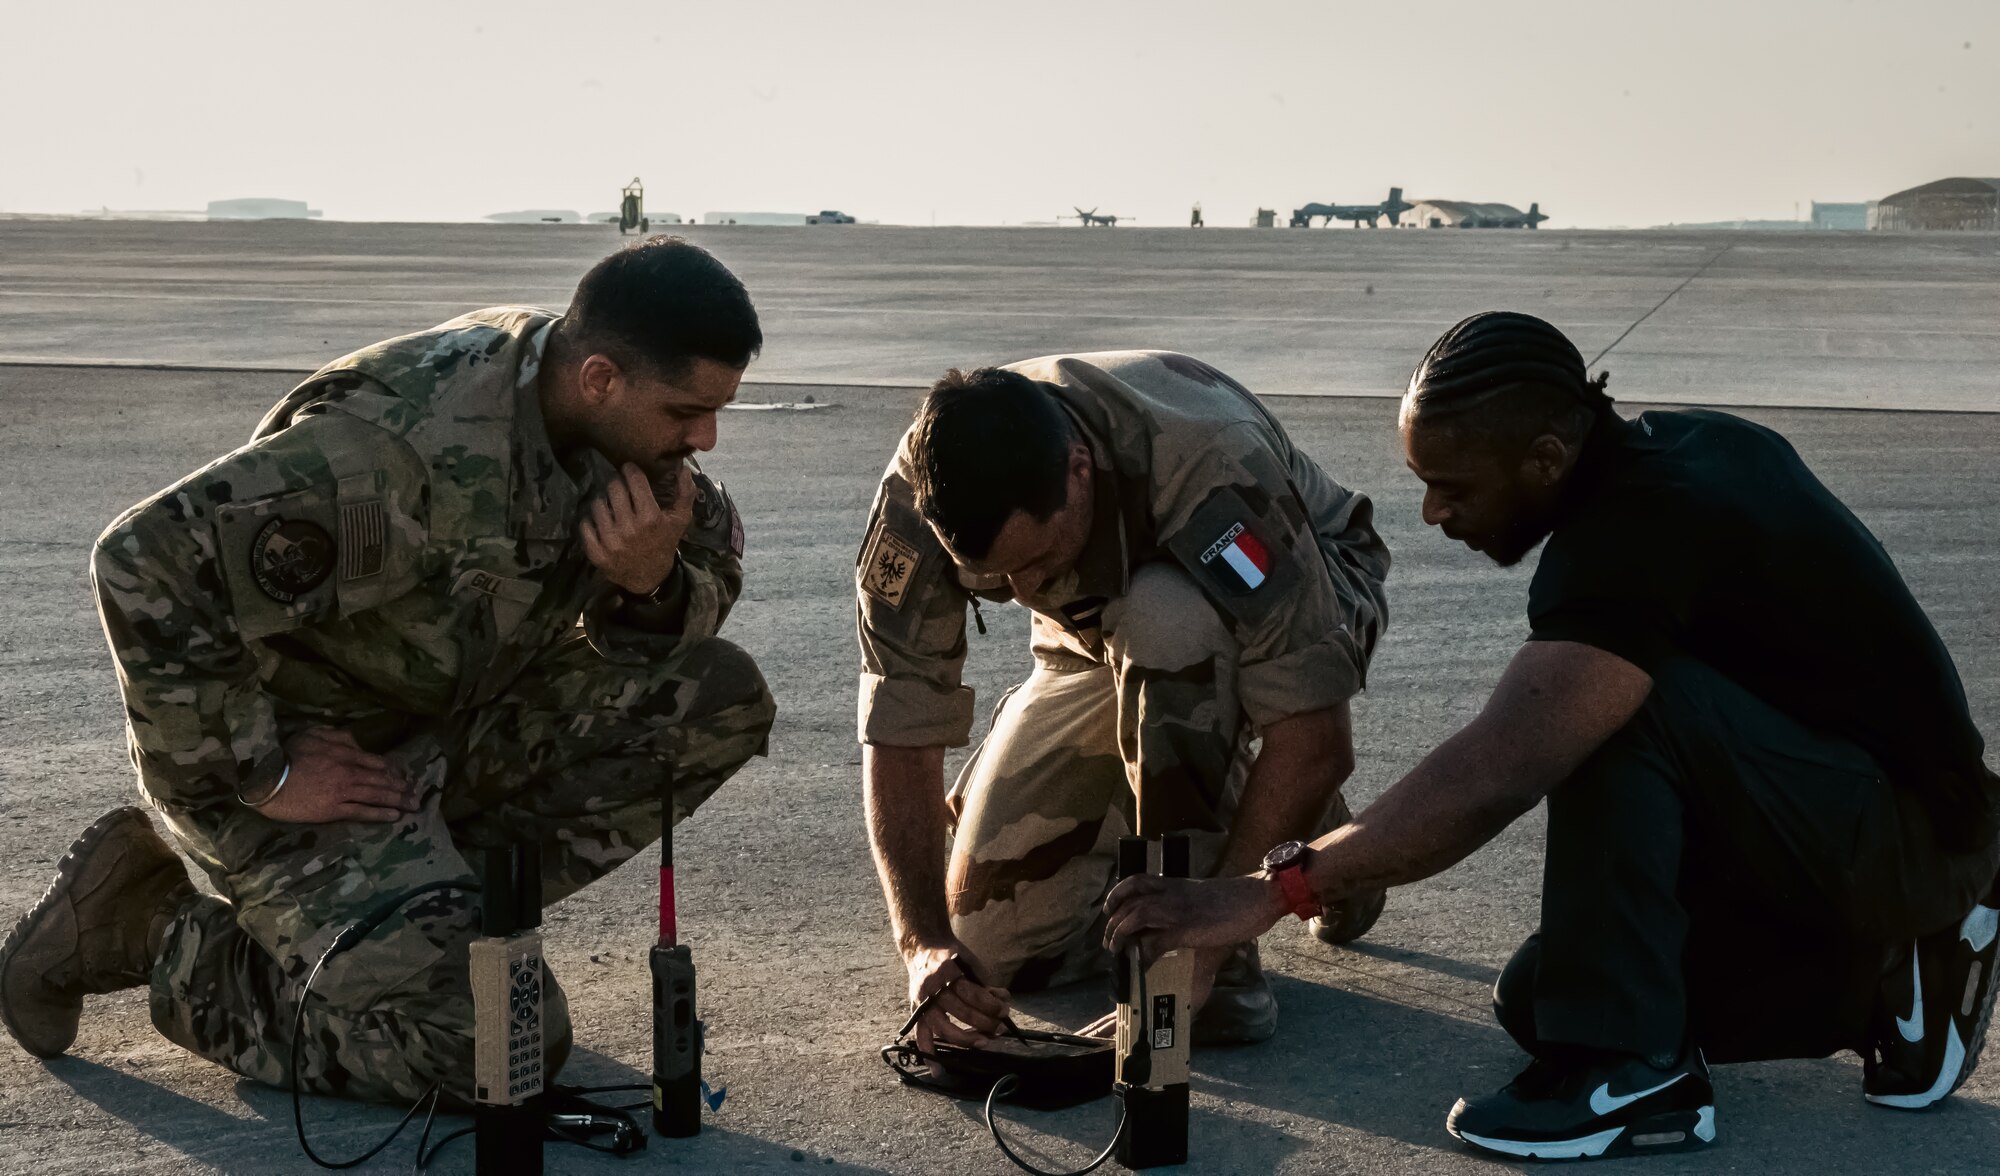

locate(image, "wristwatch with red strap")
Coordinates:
1261 840 1322 921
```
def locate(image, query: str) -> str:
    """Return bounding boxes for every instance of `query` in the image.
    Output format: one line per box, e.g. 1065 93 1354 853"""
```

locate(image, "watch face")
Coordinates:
1262 840 1306 873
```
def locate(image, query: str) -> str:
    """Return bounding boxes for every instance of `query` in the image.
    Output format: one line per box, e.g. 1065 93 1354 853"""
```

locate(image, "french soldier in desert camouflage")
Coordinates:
858 352 1392 1050
0 237 775 1105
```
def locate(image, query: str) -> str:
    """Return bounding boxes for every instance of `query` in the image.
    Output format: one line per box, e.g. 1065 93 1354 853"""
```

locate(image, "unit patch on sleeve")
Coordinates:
860 522 924 609
215 485 345 639
692 475 746 559
251 518 336 602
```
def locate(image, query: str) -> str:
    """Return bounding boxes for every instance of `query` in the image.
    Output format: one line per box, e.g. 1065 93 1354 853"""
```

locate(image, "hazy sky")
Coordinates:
2 0 1993 228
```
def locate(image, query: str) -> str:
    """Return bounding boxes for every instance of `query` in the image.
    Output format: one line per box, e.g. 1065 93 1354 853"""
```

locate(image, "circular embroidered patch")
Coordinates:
250 517 335 602
694 480 725 530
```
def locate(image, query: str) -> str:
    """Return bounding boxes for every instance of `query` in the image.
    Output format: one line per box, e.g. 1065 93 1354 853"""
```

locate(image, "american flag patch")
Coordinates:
339 500 386 580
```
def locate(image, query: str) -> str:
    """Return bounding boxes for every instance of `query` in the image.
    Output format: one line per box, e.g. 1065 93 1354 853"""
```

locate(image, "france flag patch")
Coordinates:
1200 522 1270 591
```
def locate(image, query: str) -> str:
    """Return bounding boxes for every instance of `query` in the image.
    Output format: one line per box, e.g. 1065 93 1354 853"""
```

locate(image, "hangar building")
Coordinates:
1810 202 1869 230
1405 200 1533 229
1871 178 1999 231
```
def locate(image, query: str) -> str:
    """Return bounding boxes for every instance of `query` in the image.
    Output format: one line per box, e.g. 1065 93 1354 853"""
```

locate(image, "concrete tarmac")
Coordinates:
0 224 1996 1173
2 220 1997 410
2 365 1996 1175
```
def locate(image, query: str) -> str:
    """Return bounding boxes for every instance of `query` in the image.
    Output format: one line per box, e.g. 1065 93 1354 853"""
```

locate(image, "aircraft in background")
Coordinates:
1484 202 1549 229
1290 187 1414 228
1064 207 1131 227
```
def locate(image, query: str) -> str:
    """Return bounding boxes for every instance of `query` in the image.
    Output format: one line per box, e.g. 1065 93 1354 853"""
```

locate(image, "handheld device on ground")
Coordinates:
877 789 1197 1174
471 841 547 1175
1113 831 1193 1169
881 971 1123 1175
652 766 704 1137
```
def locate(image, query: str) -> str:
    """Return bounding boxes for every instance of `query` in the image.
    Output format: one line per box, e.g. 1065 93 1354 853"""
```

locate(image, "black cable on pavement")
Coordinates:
290 881 477 1171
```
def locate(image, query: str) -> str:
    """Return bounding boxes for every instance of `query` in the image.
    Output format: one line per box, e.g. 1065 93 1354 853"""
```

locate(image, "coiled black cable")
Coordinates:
985 951 1147 1176
292 880 478 1168
287 880 656 1172
984 1074 1125 1176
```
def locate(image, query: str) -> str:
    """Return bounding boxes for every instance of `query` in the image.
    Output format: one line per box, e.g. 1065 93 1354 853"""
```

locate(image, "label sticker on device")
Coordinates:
1152 994 1177 1050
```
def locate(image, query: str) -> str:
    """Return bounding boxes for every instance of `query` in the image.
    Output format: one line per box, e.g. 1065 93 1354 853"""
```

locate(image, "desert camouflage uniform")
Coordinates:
92 308 774 1104
856 351 1390 988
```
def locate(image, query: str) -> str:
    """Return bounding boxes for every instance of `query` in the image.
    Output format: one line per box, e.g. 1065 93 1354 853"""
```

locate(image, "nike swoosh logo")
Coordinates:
1963 904 1999 954
1587 1073 1683 1116
1897 948 1924 1044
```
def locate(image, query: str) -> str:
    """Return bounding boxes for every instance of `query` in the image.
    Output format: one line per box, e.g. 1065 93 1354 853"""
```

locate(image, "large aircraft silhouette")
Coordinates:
1290 187 1414 228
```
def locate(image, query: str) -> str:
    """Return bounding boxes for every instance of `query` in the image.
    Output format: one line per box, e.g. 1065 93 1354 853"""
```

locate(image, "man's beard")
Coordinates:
645 449 694 500
1479 509 1558 568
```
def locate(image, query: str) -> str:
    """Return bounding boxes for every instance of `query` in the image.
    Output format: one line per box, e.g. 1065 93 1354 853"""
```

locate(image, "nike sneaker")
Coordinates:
1864 882 2000 1110
1446 1049 1715 1161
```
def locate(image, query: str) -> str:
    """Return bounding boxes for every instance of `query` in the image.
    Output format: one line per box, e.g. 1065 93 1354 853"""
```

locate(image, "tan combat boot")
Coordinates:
0 807 194 1058
1192 939 1280 1046
1309 791 1388 946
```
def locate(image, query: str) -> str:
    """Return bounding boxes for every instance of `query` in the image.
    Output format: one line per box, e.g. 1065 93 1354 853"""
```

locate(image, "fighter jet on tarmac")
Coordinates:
1064 207 1131 227
1289 187 1415 228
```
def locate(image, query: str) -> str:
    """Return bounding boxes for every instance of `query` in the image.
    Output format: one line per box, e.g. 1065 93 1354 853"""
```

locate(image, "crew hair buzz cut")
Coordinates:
907 368 1074 561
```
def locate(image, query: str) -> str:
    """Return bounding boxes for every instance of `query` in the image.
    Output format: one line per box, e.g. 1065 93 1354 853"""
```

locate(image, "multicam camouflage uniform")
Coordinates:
856 351 1390 989
92 308 774 1104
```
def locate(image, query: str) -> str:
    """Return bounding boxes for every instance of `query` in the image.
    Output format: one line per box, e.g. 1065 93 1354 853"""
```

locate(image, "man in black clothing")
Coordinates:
1100 311 2000 1160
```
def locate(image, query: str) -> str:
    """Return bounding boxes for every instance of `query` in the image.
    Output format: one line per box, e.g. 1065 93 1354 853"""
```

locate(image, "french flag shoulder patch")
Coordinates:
1165 484 1299 627
1200 522 1270 591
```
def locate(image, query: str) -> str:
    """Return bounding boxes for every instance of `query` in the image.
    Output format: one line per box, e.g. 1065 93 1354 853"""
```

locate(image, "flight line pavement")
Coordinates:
1 220 1997 412
0 364 1995 1175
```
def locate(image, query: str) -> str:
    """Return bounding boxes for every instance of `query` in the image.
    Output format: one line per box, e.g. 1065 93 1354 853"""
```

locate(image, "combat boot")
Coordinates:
1192 940 1278 1046
0 807 194 1058
1308 791 1388 946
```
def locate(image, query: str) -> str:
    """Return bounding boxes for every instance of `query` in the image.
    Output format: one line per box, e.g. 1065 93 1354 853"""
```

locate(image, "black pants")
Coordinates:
1496 658 1999 1066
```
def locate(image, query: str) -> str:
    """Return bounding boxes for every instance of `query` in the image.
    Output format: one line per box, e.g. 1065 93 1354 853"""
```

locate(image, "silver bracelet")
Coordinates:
239 760 291 809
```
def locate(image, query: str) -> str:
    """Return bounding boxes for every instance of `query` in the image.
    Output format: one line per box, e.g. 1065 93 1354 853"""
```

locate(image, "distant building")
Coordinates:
486 210 584 224
1251 208 1279 228
77 207 204 221
702 211 811 226
1810 202 1870 230
1872 178 2000 231
1405 200 1538 229
207 198 320 220
1658 219 1810 231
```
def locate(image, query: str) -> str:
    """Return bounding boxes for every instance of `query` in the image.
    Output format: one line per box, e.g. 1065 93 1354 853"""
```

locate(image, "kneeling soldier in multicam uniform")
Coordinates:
0 237 776 1105
859 353 1392 1051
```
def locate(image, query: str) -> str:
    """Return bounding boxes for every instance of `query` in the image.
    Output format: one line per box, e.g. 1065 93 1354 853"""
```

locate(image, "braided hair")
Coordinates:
1402 311 1615 453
